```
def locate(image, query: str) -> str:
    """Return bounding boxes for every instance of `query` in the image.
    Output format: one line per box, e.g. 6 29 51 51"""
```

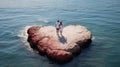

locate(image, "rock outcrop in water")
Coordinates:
27 25 92 63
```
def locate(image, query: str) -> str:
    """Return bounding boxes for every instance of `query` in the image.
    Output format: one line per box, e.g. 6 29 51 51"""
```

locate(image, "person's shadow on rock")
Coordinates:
57 34 67 44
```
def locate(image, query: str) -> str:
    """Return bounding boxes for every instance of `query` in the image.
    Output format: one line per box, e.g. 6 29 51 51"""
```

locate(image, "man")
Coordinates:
55 20 60 34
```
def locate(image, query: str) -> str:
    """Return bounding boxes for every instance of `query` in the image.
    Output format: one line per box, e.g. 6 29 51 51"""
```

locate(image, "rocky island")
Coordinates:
27 25 92 63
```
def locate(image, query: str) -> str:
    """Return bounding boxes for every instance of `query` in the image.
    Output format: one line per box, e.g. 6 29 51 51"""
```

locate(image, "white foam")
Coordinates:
37 18 49 23
42 19 49 23
18 26 34 52
92 36 95 40
0 15 34 20
33 15 49 23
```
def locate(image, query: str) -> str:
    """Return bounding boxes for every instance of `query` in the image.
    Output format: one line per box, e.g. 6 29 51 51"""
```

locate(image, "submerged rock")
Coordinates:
27 25 92 63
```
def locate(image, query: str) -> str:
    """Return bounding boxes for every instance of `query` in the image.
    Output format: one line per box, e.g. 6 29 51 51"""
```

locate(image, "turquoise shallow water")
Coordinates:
0 0 120 67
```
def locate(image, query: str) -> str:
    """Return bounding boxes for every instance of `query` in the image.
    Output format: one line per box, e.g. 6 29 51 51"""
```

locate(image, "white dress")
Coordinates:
59 25 63 31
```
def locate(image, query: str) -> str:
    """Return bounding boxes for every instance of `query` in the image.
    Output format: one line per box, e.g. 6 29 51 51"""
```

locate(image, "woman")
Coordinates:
59 22 63 35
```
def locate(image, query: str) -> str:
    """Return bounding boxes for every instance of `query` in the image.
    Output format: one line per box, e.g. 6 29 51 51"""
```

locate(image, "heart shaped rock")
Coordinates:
27 25 92 63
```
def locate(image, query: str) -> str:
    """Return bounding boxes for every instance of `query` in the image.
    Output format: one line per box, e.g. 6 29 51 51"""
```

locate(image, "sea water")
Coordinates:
0 0 120 67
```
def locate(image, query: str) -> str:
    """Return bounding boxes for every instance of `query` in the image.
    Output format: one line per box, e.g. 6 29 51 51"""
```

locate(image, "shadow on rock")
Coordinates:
57 34 67 44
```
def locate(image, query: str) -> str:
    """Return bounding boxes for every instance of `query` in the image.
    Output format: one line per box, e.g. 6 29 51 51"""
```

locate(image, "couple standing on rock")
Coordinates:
55 20 63 35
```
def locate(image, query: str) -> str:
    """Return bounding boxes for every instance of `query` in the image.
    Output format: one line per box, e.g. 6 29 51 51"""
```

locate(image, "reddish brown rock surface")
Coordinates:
27 25 92 63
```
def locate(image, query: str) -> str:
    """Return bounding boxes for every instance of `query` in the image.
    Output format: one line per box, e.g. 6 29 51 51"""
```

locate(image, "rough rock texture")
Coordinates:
27 25 92 63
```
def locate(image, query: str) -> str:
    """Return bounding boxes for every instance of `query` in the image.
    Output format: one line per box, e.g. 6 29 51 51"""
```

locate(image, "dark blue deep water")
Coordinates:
0 0 120 67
